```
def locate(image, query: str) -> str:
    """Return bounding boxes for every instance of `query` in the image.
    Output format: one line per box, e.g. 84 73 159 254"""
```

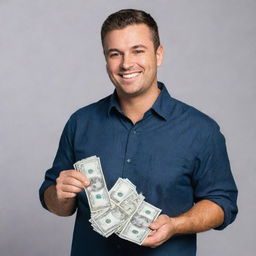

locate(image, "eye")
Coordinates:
109 52 120 58
134 50 144 55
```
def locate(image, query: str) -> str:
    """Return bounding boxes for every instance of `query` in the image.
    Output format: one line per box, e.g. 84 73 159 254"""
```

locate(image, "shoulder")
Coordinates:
169 98 225 156
170 97 220 137
68 94 112 123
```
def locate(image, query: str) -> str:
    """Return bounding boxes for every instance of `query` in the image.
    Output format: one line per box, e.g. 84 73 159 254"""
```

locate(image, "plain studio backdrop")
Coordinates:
0 0 255 255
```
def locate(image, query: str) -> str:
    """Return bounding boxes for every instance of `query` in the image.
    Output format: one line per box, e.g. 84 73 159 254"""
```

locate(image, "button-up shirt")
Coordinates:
39 82 238 256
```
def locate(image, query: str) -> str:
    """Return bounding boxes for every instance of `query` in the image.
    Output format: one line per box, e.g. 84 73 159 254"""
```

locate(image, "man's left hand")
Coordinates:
142 214 176 248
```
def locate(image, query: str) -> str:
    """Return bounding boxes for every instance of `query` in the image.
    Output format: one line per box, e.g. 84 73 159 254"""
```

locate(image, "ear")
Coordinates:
156 45 164 67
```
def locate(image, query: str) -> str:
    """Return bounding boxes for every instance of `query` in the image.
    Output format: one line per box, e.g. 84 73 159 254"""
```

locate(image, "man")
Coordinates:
39 9 238 256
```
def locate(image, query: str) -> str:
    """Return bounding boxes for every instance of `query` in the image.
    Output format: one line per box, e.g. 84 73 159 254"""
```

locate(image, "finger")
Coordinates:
142 235 158 247
148 230 157 237
61 184 84 194
142 231 165 247
61 170 90 186
62 176 87 189
149 228 164 242
56 176 86 191
57 191 77 200
150 215 169 230
56 184 77 198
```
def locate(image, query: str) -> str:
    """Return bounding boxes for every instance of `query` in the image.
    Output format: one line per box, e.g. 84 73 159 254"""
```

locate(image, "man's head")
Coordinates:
101 9 163 99
101 9 160 52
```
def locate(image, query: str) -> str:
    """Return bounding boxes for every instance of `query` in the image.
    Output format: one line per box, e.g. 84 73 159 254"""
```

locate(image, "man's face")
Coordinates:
103 24 163 98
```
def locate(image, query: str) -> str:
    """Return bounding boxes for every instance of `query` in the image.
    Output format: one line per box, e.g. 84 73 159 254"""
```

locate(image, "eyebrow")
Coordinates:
106 44 148 55
131 44 148 50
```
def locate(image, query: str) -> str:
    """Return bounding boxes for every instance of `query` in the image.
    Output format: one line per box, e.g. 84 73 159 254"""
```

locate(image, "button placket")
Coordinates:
122 127 139 177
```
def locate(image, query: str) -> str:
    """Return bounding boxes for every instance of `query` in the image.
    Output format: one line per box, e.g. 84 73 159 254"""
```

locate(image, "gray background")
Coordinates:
0 0 255 255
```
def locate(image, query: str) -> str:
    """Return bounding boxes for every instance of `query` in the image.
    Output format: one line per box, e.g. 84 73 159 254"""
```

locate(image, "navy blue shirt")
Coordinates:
39 82 238 256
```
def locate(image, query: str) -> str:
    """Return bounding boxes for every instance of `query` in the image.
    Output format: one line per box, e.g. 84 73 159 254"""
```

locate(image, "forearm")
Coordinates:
172 199 224 235
44 185 77 216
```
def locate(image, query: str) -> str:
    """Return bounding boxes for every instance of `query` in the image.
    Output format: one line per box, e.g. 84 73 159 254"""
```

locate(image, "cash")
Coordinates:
74 156 161 245
74 156 111 212
118 201 161 244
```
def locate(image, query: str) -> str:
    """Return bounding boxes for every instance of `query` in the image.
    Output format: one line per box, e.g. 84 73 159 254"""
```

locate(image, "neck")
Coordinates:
117 84 161 124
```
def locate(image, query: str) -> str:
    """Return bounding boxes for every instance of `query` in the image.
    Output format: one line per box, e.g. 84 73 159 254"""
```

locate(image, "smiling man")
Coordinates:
39 9 238 256
104 24 162 97
104 23 163 124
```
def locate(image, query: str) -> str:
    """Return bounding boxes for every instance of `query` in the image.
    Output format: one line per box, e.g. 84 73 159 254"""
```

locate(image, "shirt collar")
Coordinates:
151 81 173 121
108 81 173 121
108 89 122 116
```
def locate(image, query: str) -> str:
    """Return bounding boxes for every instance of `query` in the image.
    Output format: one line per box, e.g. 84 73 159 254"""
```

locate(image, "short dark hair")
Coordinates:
101 9 160 51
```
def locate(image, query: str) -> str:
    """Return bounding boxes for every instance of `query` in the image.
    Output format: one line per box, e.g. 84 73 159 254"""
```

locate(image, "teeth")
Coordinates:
122 73 140 79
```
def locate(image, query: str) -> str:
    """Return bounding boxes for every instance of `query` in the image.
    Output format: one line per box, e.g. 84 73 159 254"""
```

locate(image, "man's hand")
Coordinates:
142 214 176 248
44 170 90 216
56 170 90 201
142 200 224 248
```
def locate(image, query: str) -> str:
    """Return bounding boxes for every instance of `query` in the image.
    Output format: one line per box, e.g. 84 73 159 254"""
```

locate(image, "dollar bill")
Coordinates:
109 178 137 204
74 156 162 244
119 192 144 216
90 204 130 237
115 192 145 235
118 201 161 245
91 179 144 237
74 156 111 213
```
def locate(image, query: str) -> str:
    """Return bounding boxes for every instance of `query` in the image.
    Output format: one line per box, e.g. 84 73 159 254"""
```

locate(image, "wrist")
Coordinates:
169 215 187 235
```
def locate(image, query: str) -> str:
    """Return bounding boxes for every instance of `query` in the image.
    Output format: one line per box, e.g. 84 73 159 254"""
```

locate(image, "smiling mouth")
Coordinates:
120 72 141 79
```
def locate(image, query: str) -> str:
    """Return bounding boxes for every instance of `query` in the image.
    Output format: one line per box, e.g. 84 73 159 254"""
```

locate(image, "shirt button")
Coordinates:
127 159 131 163
133 130 137 134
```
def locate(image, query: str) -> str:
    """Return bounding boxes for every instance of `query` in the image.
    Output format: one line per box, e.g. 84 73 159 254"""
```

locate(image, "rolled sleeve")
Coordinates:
193 125 238 230
39 117 76 210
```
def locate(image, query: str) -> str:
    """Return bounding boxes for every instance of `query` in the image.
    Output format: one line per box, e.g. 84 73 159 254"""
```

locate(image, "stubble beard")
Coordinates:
110 71 158 100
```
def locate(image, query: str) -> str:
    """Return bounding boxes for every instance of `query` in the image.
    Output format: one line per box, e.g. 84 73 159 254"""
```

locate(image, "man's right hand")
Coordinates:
56 170 90 201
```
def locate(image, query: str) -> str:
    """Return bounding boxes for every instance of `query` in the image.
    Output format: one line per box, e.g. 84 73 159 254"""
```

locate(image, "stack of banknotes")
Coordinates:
74 155 161 245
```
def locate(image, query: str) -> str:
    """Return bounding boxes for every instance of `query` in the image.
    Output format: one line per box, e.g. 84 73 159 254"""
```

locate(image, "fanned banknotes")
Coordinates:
74 156 161 245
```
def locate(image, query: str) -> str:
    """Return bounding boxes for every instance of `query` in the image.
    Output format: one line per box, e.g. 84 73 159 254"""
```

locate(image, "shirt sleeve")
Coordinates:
39 117 76 210
192 125 238 230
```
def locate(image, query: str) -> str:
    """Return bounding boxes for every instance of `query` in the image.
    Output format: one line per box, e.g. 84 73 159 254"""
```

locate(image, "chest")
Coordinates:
73 115 198 215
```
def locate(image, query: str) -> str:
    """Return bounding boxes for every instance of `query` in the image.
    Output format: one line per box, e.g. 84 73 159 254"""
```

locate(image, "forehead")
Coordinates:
103 24 154 51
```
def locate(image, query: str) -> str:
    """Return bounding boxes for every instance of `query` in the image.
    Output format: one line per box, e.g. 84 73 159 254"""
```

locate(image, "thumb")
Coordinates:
150 215 167 230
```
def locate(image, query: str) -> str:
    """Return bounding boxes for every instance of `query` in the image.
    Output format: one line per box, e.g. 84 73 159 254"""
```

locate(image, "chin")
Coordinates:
119 87 145 98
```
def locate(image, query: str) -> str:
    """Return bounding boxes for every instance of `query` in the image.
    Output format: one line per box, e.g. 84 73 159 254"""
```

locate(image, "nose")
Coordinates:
120 54 134 70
